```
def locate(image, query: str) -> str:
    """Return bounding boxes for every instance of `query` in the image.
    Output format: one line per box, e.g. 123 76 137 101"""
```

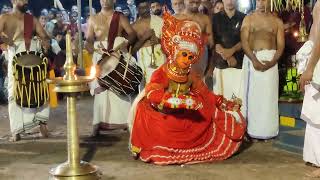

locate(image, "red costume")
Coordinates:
129 10 246 165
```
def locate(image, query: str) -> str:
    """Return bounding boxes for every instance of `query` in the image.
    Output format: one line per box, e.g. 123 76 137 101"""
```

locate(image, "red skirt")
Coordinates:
130 98 246 165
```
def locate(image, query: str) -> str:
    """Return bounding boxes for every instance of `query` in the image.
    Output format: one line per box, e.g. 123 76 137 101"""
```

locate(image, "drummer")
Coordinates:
85 0 137 136
0 0 51 141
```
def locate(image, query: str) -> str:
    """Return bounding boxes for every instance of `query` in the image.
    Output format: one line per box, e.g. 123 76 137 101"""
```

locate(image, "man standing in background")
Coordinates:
212 0 245 100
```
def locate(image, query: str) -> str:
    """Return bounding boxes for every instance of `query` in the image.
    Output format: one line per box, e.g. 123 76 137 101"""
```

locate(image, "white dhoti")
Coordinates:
136 15 165 88
212 68 244 114
137 44 165 85
90 38 132 129
243 50 279 139
302 52 320 166
7 40 50 135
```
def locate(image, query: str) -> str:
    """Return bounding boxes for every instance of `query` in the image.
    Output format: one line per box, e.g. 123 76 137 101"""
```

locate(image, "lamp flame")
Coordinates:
90 66 96 78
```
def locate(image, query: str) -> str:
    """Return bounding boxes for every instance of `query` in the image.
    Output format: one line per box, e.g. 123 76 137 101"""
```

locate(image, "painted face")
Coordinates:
175 49 195 69
184 0 201 13
150 2 162 15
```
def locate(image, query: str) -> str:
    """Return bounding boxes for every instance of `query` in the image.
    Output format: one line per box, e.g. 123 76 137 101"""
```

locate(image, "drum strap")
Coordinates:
107 12 120 51
24 14 34 51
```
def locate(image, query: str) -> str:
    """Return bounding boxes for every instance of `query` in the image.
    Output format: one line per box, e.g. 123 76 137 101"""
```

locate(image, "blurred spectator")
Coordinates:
39 13 48 28
212 0 223 14
127 0 137 23
1 3 12 14
46 8 59 37
172 0 184 15
150 0 162 16
199 0 213 16
41 8 49 16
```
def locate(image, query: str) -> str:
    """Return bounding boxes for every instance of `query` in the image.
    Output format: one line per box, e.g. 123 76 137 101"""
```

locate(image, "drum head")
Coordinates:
15 52 43 67
98 51 122 77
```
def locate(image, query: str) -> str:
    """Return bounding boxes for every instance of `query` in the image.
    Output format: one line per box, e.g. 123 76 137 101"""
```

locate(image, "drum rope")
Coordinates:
37 71 40 107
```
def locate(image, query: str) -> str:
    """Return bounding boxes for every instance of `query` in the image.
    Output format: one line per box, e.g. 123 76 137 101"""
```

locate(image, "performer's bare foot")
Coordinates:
306 168 320 178
39 124 49 138
10 134 21 142
90 125 100 137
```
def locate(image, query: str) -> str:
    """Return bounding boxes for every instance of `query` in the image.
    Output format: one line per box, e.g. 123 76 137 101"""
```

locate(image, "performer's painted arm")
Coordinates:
241 15 267 72
145 67 169 104
120 14 137 51
191 72 216 104
263 18 285 69
84 16 95 54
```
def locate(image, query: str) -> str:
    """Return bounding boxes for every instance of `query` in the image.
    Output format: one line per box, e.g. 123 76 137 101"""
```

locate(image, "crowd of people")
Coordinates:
0 0 320 177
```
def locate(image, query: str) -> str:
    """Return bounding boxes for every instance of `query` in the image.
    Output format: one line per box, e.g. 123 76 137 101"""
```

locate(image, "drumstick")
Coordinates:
94 41 127 55
123 46 132 80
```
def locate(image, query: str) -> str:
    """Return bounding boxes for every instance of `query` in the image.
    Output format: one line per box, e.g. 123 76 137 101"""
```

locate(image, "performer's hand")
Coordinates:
299 68 313 92
215 44 223 54
221 48 235 60
147 88 165 104
142 29 155 41
85 41 94 54
150 34 160 46
42 39 50 53
216 45 234 60
205 67 214 77
0 36 14 46
227 56 237 67
262 60 276 70
252 60 267 72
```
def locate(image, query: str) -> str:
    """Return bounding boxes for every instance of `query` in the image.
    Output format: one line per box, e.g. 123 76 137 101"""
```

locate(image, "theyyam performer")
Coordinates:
128 10 246 165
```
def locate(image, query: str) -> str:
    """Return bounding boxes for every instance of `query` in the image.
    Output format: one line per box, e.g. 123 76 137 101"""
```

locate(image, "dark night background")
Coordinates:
0 0 173 17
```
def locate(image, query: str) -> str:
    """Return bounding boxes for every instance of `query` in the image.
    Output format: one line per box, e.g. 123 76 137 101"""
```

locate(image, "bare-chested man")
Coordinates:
298 1 320 177
0 0 50 141
85 0 137 136
175 0 214 77
132 0 165 85
241 0 284 140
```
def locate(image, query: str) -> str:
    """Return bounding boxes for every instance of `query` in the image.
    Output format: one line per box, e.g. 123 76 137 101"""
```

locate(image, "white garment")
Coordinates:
296 40 314 74
136 15 165 87
302 59 320 166
243 50 279 139
90 37 132 126
303 124 320 166
137 44 165 84
212 68 245 114
7 40 50 134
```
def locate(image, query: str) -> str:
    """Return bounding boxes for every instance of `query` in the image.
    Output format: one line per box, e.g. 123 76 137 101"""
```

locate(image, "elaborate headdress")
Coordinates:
161 9 207 64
